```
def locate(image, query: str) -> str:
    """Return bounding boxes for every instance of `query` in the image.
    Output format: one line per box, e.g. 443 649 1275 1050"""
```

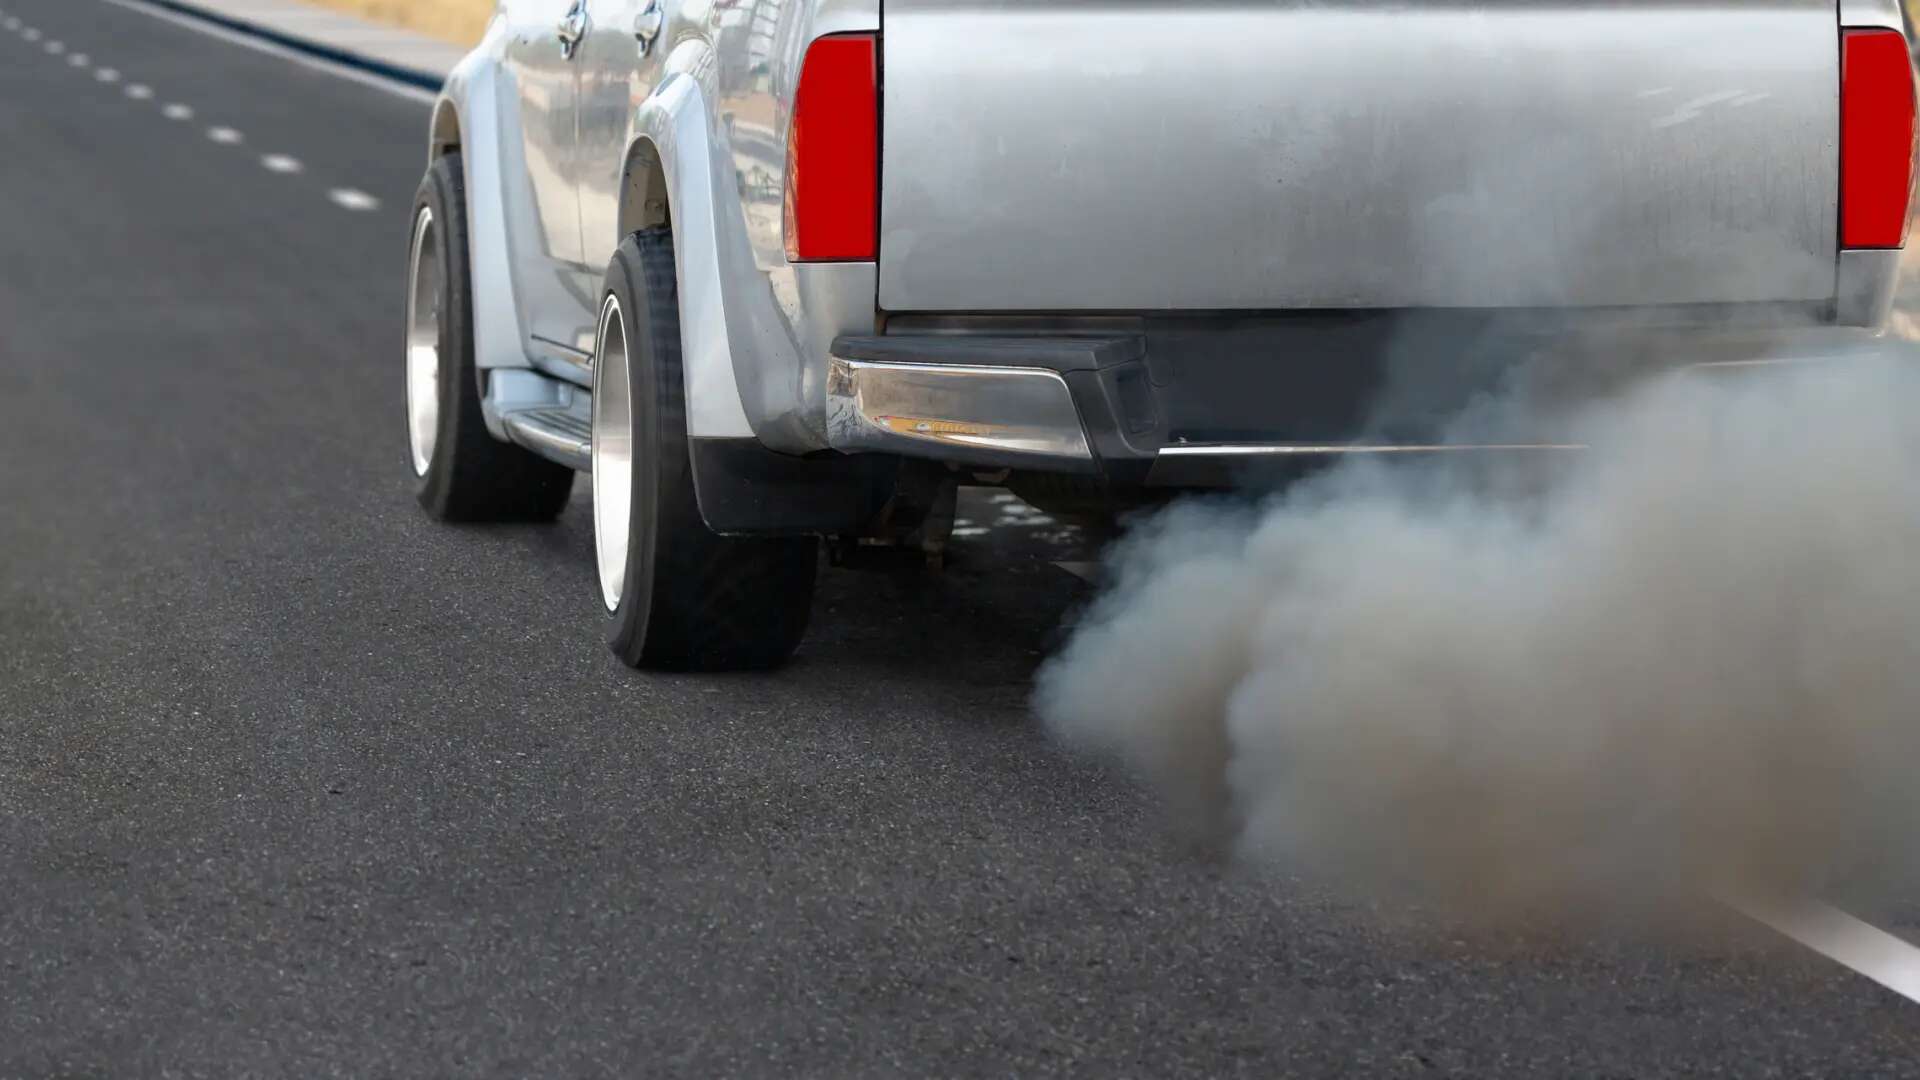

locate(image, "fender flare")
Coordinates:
629 71 763 441
432 52 529 382
624 66 894 534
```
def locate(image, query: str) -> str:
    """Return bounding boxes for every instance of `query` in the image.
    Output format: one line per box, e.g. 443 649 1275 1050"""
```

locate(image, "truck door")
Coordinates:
574 0 668 279
503 0 597 354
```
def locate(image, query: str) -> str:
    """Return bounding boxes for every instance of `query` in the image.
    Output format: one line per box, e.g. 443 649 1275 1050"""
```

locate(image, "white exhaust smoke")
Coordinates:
1038 352 1920 913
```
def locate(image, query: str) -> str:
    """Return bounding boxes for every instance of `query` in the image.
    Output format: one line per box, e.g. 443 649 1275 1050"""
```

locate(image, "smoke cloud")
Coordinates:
1038 349 1920 914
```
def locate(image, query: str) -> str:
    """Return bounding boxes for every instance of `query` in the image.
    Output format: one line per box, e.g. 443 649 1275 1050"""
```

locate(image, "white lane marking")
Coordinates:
260 154 303 175
1731 896 1920 1005
2 17 17 31
21 28 39 42
68 53 88 66
95 68 120 82
162 103 194 121
44 40 62 53
328 188 381 212
125 83 152 100
206 126 243 145
101 0 435 105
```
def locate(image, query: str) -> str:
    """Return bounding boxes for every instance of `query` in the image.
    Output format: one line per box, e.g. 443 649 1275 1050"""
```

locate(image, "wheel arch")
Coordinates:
617 137 671 239
429 97 462 159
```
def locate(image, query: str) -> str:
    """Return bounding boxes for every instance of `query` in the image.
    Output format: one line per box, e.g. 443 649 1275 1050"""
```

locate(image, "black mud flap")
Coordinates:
688 438 899 537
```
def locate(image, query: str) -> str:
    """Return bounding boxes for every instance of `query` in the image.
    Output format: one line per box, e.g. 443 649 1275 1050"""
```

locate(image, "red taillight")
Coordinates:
1841 28 1918 249
784 34 879 262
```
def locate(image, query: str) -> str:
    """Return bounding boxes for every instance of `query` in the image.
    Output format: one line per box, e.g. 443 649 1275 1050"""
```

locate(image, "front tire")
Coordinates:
406 152 573 522
593 229 818 672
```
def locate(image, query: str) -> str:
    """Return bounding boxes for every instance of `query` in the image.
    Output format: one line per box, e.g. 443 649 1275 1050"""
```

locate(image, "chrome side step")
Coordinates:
483 369 593 472
502 406 592 471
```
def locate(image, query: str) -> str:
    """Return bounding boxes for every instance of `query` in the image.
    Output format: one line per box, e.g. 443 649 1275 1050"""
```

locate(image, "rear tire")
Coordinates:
406 152 573 522
593 229 818 672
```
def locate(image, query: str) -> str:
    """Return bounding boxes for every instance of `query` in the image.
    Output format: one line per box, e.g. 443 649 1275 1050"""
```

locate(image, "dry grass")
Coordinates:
298 0 496 46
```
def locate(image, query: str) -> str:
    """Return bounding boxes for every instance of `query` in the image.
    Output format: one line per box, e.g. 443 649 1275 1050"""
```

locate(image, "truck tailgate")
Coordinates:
878 3 1840 313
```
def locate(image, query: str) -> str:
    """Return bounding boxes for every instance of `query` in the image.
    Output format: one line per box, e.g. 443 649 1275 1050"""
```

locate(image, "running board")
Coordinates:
502 406 592 472
484 369 593 472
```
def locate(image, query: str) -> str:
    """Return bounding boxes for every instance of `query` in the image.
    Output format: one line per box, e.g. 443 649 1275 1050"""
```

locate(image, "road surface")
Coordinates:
0 0 1915 1074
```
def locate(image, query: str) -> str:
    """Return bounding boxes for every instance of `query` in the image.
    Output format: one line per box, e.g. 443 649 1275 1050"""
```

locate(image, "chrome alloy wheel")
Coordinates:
592 294 634 613
404 206 441 477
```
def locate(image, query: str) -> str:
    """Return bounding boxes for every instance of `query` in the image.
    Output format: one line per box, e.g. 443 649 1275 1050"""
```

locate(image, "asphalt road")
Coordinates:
0 1 1916 1075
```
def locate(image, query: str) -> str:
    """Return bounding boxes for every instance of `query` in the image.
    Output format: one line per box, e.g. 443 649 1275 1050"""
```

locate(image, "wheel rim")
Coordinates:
592 294 634 614
404 206 441 478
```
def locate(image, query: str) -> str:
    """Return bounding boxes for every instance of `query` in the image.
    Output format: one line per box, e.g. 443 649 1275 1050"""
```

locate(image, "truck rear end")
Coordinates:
802 1 1919 489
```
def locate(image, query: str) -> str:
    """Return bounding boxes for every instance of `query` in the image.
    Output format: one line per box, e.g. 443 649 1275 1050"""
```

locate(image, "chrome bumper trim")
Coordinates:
1157 442 1588 457
825 355 1096 469
1147 442 1586 487
1835 248 1903 330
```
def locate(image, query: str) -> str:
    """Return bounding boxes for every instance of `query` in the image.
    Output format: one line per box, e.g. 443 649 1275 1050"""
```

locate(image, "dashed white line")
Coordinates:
21 27 39 42
328 189 381 212
1732 897 1920 1006
67 53 87 66
44 40 62 53
95 68 119 83
162 103 194 121
260 154 303 175
206 126 243 145
125 84 152 100
1 17 18 31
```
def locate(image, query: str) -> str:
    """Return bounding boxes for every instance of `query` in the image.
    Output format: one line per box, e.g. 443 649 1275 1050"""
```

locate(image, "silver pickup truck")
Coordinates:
402 0 1919 671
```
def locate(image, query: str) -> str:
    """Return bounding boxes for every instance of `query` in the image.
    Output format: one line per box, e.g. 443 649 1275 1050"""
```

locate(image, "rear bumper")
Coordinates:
826 309 1896 487
825 336 1134 474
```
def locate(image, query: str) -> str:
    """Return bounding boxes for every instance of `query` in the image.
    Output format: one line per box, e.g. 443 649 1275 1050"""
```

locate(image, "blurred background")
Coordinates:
308 0 492 43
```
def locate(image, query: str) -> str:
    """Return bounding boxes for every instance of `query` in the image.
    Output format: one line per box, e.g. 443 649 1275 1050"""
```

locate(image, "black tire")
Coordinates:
407 153 573 522
596 229 818 672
